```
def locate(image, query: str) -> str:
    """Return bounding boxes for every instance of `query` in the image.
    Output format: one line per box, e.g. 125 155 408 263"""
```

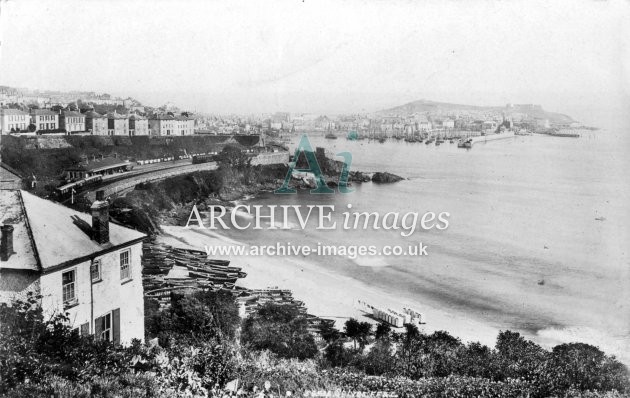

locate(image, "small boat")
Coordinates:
325 124 337 139
209 264 241 273
457 139 472 148
207 259 230 266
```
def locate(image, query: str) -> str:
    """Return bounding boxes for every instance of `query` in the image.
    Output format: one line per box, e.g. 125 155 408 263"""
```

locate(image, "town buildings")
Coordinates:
30 109 59 132
0 189 146 344
148 114 195 136
60 110 86 133
0 109 30 134
129 114 149 136
84 111 108 135
107 112 130 136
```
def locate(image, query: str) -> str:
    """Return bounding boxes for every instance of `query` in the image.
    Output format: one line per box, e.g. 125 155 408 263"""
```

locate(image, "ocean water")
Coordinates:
218 130 630 362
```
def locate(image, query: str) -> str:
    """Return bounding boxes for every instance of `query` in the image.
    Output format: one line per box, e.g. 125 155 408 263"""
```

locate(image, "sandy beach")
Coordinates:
159 224 502 346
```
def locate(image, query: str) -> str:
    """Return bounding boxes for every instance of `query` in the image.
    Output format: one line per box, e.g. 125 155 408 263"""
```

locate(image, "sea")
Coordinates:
216 126 630 363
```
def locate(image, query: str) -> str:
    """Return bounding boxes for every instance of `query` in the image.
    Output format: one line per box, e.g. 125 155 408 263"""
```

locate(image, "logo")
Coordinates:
275 134 353 194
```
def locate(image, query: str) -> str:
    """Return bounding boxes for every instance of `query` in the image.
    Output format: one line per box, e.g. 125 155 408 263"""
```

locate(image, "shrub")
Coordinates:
146 289 240 346
241 303 318 360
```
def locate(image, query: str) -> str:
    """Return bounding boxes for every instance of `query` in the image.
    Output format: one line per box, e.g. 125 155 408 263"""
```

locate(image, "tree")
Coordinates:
147 290 240 346
344 318 361 350
494 330 547 382
374 323 391 340
215 144 251 172
356 321 372 349
362 338 395 376
543 343 630 395
241 303 318 360
343 318 372 350
318 321 341 343
324 339 351 368
458 341 495 379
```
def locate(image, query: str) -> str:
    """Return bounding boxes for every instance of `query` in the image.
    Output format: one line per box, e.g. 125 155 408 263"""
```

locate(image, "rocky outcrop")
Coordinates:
371 172 404 183
349 171 371 183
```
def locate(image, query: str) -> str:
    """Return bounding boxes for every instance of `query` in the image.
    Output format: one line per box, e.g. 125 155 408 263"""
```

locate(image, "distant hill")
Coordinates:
376 99 575 123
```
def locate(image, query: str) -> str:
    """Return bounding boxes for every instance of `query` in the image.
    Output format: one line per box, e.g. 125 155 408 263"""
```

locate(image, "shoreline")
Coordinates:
156 223 630 365
158 224 505 345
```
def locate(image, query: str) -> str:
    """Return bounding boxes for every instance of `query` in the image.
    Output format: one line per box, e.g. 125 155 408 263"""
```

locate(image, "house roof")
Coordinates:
0 191 38 271
0 108 29 116
107 112 128 120
84 111 106 119
0 190 146 271
0 162 23 181
62 111 85 118
30 109 58 116
149 114 175 121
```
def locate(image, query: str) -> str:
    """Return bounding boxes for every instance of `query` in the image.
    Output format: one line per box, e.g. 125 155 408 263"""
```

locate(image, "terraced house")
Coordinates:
128 113 149 136
84 110 108 135
107 112 129 135
149 113 195 136
0 188 147 344
60 110 86 133
30 109 59 132
0 108 30 134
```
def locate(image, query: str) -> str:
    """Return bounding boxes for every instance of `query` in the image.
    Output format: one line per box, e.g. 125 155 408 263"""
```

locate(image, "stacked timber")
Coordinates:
142 240 248 307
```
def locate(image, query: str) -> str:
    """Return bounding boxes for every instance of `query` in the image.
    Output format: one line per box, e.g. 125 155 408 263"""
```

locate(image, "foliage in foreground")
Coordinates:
2 294 629 398
241 302 318 360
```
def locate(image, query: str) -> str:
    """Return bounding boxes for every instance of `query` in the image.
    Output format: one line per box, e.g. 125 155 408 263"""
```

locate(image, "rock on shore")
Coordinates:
371 172 404 183
348 171 371 183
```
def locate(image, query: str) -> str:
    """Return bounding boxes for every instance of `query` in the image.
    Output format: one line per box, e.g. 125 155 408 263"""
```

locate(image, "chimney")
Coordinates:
91 190 109 244
1 224 14 261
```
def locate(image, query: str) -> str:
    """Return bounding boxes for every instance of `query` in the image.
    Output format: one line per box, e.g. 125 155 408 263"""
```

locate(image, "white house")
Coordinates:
0 189 147 344
0 108 30 134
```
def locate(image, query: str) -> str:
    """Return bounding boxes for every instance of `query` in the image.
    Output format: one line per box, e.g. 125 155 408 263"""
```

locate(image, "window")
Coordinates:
120 250 131 280
62 270 76 304
95 309 120 343
90 260 101 282
98 312 112 341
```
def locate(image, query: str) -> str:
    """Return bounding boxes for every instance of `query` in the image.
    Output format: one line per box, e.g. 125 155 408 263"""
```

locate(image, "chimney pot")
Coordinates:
1 224 15 261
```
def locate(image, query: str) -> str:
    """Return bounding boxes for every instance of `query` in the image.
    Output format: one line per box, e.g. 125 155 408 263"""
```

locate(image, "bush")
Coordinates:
236 350 332 395
146 289 240 346
0 294 153 392
242 303 318 360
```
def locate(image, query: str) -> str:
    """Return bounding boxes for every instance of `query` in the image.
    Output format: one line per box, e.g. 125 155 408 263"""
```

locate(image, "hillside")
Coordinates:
376 99 575 123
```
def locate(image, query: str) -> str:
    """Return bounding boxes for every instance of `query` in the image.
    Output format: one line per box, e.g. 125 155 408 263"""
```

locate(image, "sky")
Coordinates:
0 0 629 121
